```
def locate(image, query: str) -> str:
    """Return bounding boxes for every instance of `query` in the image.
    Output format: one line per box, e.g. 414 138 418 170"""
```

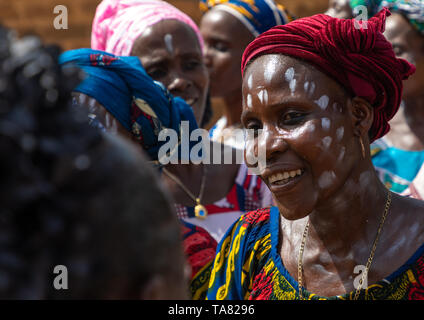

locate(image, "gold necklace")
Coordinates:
297 190 392 300
162 165 208 219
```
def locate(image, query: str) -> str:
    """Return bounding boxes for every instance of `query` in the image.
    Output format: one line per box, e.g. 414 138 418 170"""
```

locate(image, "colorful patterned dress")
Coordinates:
178 163 272 300
176 163 273 243
207 207 424 300
181 220 217 300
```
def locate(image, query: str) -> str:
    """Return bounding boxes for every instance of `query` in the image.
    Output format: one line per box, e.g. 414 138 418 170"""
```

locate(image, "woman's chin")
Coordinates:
273 195 317 221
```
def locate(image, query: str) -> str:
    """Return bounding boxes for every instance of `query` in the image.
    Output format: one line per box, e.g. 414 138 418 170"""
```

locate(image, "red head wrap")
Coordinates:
241 8 415 142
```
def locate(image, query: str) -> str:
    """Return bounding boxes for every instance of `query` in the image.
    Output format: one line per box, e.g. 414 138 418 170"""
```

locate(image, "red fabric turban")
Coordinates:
241 8 415 142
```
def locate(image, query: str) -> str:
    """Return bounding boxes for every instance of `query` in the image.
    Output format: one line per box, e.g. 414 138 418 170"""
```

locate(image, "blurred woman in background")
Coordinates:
200 0 294 149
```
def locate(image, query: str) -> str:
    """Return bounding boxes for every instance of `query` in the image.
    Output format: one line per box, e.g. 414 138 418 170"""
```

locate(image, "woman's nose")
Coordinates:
167 73 191 94
259 126 289 163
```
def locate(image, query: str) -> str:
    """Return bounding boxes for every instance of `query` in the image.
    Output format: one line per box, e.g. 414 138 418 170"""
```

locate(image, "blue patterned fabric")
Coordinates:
59 48 198 161
199 0 293 37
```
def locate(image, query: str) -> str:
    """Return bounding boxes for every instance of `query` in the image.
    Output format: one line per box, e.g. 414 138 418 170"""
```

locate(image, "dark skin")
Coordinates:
384 13 424 150
325 0 353 19
131 19 209 125
132 19 240 207
242 54 424 297
200 9 254 127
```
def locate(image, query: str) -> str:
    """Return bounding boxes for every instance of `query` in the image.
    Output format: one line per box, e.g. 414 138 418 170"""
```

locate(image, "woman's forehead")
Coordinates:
132 20 202 56
243 54 348 99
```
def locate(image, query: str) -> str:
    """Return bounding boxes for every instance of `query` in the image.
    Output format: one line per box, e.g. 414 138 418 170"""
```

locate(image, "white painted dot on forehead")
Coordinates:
164 34 173 54
304 81 316 97
247 74 253 90
336 127 344 142
289 79 297 95
318 171 336 189
315 95 329 111
246 94 253 108
338 146 346 162
284 67 295 82
321 117 331 131
264 58 279 84
257 89 268 105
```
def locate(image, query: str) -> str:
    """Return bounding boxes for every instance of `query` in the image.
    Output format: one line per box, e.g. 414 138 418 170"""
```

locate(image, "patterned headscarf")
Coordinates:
199 0 294 37
91 0 204 56
350 0 424 34
241 9 415 142
60 49 198 161
380 0 424 34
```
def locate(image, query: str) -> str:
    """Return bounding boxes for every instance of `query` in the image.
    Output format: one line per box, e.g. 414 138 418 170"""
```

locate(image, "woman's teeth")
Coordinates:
268 169 302 184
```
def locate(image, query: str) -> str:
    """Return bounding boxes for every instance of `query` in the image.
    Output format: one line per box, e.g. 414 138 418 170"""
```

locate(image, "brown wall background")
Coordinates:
0 0 329 127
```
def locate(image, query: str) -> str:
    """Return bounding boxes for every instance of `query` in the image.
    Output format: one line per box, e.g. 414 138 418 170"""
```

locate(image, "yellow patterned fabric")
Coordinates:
206 207 424 300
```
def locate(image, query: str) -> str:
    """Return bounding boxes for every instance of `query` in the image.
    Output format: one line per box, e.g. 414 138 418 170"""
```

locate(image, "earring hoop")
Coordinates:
359 136 366 159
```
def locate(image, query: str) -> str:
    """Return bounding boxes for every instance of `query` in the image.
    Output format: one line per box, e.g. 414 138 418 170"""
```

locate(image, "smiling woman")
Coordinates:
206 9 424 300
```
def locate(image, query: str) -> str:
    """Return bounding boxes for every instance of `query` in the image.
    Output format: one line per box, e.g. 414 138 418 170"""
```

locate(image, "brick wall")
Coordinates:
0 0 329 127
0 0 329 50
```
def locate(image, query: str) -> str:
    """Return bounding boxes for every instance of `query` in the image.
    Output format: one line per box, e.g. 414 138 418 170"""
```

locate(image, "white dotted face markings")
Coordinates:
318 171 336 190
257 89 268 105
264 58 279 85
247 74 253 90
321 117 331 131
164 34 173 54
246 93 253 108
336 126 344 142
315 95 329 111
284 67 298 95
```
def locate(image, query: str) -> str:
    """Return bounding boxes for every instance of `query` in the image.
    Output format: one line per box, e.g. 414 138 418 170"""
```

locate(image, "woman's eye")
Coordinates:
183 60 201 71
214 42 229 52
147 68 167 80
281 112 305 125
244 121 262 137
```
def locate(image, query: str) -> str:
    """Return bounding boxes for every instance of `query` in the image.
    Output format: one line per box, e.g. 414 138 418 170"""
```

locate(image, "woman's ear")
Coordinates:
348 96 374 138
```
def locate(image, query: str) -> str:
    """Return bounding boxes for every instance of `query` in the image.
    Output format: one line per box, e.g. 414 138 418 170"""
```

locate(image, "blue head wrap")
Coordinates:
199 0 294 37
59 48 198 162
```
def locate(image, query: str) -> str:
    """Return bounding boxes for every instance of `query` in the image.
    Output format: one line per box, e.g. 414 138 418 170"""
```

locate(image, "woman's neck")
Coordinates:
281 162 390 253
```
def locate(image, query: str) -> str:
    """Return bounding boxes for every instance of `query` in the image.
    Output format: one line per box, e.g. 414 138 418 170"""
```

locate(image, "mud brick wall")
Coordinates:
0 0 329 127
0 0 329 51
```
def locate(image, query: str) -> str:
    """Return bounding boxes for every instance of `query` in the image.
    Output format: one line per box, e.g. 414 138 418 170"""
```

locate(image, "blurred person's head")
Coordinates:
199 0 293 100
326 0 354 19
91 0 209 126
0 29 187 299
383 3 424 100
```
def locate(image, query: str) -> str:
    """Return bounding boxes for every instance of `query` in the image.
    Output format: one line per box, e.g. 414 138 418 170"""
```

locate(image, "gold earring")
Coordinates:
359 136 366 159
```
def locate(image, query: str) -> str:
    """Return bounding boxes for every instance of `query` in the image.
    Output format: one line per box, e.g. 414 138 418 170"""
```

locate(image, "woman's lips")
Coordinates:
264 168 305 193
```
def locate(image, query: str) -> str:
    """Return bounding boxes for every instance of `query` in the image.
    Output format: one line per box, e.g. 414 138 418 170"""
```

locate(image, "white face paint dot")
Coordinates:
164 34 173 54
338 146 346 162
247 74 253 90
257 89 268 105
289 79 297 95
336 127 344 141
246 94 252 108
285 67 295 82
321 117 331 131
264 59 278 84
318 171 336 189
315 95 329 110
322 136 332 149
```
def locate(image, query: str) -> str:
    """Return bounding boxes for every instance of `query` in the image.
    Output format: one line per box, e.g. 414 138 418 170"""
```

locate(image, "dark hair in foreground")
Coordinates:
0 27 185 299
